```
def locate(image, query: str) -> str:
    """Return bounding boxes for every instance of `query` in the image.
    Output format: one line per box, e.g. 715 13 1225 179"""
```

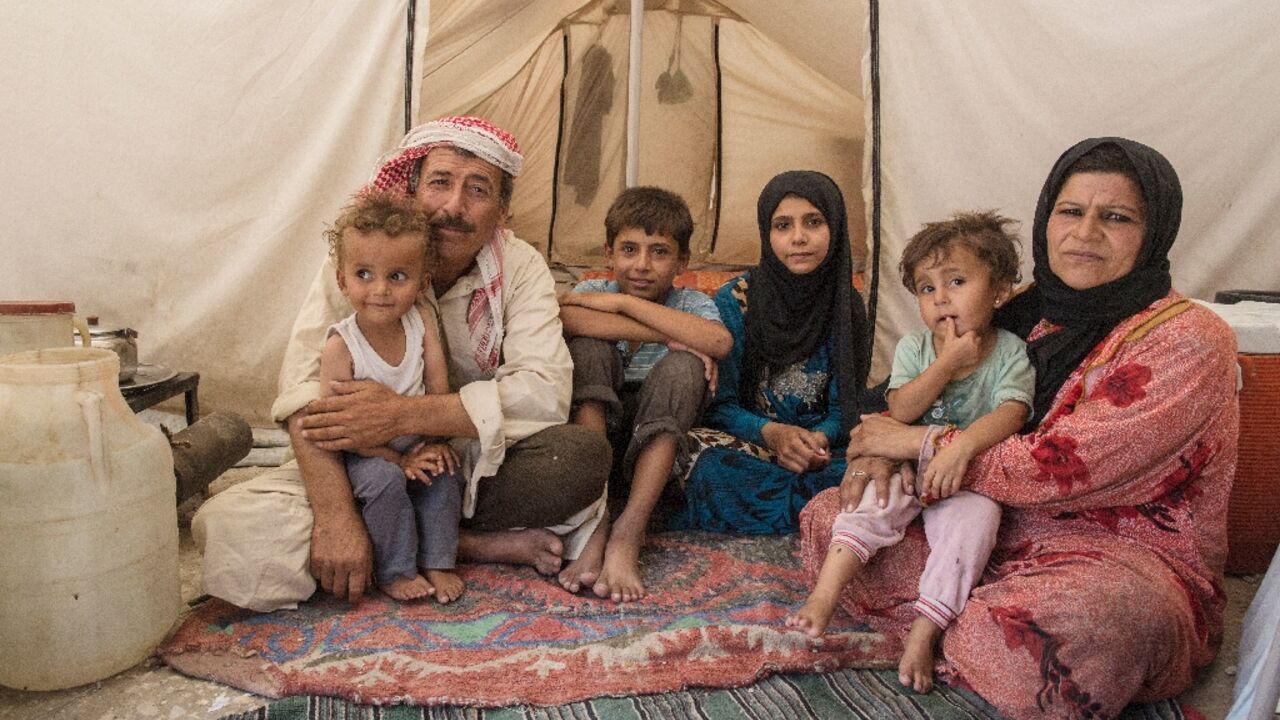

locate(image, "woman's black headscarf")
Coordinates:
996 137 1183 429
742 170 870 437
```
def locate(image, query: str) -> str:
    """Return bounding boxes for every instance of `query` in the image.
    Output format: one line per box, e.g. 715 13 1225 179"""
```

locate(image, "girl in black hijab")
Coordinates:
743 170 872 437
675 170 874 534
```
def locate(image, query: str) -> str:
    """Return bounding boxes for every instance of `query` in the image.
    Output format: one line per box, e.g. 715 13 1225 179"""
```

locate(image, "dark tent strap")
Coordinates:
404 0 417 134
864 0 883 373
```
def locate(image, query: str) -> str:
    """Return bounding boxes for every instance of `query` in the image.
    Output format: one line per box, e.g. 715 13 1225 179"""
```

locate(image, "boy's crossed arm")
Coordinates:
559 291 732 358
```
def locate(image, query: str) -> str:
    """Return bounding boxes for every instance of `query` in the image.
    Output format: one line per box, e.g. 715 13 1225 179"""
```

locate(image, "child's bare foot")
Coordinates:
898 615 942 693
784 590 839 637
382 574 433 601
458 528 564 576
592 515 645 602
786 545 862 637
425 569 465 604
593 543 644 602
559 517 607 593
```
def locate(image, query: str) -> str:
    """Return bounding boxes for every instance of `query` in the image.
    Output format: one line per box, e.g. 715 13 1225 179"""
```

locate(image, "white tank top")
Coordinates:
327 309 426 397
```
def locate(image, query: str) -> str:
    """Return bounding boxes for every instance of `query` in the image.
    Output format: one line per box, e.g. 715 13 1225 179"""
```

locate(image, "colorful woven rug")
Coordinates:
162 533 893 707
216 670 1203 720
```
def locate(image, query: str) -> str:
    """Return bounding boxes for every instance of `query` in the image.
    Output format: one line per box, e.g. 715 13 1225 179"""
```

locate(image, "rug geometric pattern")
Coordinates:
163 533 894 707
215 669 1201 720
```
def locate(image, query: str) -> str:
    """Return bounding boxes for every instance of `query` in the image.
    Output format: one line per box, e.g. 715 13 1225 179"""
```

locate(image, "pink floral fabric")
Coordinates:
800 291 1239 719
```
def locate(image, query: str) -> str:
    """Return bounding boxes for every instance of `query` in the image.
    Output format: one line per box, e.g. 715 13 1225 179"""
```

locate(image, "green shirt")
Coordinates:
887 327 1034 428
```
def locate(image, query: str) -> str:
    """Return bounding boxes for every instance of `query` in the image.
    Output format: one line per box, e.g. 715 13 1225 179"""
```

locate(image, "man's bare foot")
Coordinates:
592 515 646 602
898 615 942 693
458 528 564 576
381 574 433 601
559 517 607 593
784 589 840 637
425 569 465 604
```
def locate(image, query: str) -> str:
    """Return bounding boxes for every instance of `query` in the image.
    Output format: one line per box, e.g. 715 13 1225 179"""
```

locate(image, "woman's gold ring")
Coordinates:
850 470 868 477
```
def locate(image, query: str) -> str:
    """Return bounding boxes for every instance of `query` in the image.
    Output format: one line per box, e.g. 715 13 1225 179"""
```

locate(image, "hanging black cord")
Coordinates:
865 0 882 373
709 20 724 255
404 0 416 133
547 32 571 259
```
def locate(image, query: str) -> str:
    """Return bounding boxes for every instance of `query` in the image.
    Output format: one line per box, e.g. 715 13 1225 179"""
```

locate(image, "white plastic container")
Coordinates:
0 347 180 691
0 301 91 356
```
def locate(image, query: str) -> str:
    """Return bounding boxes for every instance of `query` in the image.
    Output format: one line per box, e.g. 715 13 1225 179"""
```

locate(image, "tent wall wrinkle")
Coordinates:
1 1 423 423
871 0 1280 381
5 0 1275 424
419 2 868 268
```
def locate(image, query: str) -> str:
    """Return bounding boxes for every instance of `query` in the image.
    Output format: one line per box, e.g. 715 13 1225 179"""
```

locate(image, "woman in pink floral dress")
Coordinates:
800 137 1239 718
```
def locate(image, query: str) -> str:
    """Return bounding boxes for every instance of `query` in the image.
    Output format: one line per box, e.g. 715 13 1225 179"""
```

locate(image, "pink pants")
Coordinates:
831 475 999 629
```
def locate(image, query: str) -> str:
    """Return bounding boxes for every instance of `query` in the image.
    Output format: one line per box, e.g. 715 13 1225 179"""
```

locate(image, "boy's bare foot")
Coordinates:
425 569 465 604
381 574 433 601
559 517 607 593
592 515 646 602
458 528 564 576
592 543 645 602
784 589 840 637
898 615 942 693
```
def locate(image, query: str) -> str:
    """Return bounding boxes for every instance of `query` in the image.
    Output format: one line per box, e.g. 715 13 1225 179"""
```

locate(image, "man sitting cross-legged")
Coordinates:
192 116 610 611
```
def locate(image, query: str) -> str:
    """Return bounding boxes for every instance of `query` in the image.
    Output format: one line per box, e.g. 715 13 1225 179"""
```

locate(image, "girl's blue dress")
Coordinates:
673 274 848 534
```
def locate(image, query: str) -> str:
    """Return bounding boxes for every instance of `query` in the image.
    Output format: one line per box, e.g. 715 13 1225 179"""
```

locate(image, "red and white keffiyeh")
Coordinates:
367 115 523 194
468 231 505 375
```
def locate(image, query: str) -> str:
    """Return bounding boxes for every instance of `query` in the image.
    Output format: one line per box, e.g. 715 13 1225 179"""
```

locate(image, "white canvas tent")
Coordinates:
418 0 866 269
3 1 1278 424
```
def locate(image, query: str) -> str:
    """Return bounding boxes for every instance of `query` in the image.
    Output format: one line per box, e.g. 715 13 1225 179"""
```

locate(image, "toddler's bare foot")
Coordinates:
898 615 942 693
425 569 465 604
787 544 863 637
559 517 607 593
784 590 839 637
382 574 433 601
459 528 564 576
592 541 644 602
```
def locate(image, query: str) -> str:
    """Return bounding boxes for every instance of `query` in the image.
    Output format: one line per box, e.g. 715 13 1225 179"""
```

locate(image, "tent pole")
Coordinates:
405 0 417 133
625 0 643 187
865 0 882 370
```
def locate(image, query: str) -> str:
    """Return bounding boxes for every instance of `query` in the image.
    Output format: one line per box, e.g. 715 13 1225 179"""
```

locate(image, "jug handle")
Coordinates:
73 316 91 347
75 390 108 483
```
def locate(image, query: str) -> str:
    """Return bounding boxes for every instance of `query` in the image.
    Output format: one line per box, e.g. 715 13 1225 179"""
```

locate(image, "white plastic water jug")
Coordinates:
0 347 180 691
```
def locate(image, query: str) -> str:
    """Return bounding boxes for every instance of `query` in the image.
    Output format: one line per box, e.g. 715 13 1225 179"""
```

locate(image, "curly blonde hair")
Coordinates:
325 191 435 271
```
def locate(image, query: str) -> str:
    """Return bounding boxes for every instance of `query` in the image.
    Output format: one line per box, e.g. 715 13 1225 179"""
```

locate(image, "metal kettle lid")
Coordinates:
86 316 137 339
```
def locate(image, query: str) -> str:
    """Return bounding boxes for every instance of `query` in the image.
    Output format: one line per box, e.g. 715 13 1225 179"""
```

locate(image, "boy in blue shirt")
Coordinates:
558 187 732 602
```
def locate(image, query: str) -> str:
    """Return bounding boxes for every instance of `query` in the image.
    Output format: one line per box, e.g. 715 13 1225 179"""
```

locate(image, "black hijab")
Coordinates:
996 137 1182 429
742 170 870 437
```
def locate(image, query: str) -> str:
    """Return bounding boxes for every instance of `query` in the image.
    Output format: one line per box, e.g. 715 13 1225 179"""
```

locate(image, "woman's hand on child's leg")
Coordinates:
839 457 911 511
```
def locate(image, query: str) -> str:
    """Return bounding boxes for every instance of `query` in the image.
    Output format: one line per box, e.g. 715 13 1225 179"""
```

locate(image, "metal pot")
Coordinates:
84 317 138 383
